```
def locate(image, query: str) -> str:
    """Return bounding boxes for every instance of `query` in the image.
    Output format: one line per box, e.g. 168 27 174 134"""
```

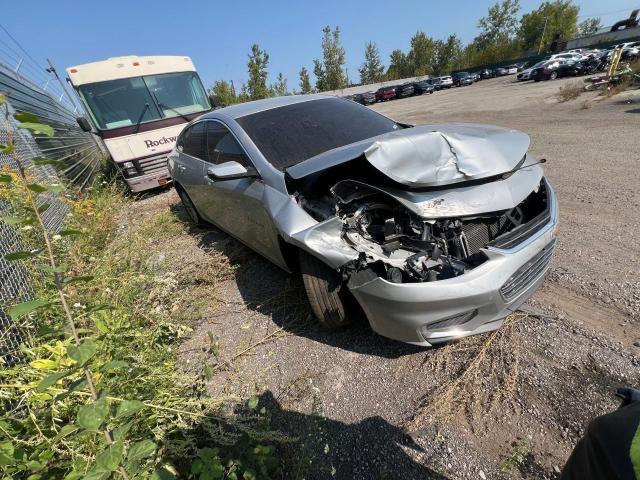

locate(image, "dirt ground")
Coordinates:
139 76 640 479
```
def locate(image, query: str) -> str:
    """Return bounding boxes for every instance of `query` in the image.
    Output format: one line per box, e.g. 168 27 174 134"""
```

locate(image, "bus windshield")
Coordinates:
78 71 210 130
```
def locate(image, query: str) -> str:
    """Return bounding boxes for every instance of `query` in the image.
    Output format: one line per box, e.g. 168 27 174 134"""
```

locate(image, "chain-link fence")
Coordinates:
0 24 104 366
0 98 73 366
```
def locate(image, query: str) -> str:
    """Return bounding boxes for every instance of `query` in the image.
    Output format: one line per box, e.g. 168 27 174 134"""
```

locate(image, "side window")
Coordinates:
176 126 190 151
205 122 256 173
182 122 207 160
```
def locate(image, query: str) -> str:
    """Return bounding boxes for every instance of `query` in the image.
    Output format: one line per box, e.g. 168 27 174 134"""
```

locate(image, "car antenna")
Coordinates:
502 158 547 179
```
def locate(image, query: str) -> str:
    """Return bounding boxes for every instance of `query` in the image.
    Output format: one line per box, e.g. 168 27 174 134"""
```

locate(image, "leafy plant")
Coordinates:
500 437 530 476
0 96 285 479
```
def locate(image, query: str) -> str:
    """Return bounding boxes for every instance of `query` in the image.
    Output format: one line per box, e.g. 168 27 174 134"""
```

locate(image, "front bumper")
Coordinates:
126 170 172 193
348 182 558 346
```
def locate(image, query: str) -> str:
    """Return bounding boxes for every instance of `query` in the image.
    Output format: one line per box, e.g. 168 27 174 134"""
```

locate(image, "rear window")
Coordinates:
235 97 399 170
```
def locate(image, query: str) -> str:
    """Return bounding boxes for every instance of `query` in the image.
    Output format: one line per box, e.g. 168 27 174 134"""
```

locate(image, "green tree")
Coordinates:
237 83 251 103
358 41 385 84
578 17 602 36
272 72 288 96
387 49 410 80
464 0 521 66
247 43 270 100
299 66 312 94
476 0 521 49
209 80 237 107
313 26 347 91
519 1 580 53
407 31 437 76
434 34 463 74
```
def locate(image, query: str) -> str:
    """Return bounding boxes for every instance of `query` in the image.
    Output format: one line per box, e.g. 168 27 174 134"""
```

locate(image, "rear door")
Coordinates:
197 121 283 264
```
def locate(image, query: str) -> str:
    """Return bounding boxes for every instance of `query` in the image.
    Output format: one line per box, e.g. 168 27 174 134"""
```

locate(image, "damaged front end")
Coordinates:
296 176 551 288
282 123 557 345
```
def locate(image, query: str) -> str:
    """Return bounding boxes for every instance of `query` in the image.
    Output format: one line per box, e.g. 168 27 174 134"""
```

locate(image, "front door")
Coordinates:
197 121 283 265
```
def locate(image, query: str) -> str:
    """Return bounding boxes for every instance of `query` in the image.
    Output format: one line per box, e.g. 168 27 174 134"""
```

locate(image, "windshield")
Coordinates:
236 97 400 171
78 71 209 130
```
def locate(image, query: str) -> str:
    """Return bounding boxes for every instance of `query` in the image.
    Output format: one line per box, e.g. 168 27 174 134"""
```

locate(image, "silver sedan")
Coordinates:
167 94 558 346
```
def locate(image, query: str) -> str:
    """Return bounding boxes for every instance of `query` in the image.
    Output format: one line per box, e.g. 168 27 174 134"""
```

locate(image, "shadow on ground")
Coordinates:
167 390 448 480
170 201 424 359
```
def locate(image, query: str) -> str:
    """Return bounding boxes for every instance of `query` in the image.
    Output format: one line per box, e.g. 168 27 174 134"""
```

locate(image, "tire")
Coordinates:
176 185 203 225
550 71 558 80
299 250 352 328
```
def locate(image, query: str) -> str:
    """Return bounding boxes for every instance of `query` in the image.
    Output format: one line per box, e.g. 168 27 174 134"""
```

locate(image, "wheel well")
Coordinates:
278 236 301 273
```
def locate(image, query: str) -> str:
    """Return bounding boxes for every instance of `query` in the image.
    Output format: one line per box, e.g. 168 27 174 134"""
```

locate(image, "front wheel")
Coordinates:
299 250 352 328
550 71 558 80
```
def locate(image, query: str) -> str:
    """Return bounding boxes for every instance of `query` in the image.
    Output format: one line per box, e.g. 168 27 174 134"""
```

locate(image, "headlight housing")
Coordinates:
122 161 138 178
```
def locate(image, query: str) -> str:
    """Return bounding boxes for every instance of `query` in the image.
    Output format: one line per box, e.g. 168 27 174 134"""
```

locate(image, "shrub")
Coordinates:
557 81 583 102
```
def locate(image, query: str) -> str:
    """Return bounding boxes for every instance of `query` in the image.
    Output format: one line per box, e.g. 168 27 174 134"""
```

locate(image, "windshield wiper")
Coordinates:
158 101 191 122
148 88 192 122
134 103 150 133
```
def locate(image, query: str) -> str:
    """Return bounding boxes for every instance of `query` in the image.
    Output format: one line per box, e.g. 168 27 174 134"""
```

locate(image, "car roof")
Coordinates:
205 93 332 120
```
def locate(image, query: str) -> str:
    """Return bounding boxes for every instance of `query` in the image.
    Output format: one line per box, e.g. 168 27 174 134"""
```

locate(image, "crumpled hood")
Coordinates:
286 123 530 188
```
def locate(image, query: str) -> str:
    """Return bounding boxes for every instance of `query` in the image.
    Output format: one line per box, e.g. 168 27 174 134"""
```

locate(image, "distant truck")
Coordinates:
66 55 213 192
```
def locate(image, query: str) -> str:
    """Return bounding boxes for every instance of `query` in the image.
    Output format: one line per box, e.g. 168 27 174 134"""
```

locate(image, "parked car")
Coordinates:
530 60 585 81
480 68 495 79
395 83 415 98
495 67 509 76
517 60 551 81
376 86 397 101
549 53 583 62
438 75 453 88
469 72 481 82
412 80 435 95
452 72 474 86
168 94 558 346
349 91 376 105
426 78 443 90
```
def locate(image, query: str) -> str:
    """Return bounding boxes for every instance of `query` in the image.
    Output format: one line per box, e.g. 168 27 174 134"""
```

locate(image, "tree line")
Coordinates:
210 0 602 105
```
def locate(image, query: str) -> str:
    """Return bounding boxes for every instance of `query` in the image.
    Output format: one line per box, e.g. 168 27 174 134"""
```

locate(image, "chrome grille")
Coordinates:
135 155 169 175
500 240 555 301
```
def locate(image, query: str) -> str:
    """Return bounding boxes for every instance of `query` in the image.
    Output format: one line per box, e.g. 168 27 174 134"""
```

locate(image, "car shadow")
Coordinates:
164 389 449 479
170 202 426 359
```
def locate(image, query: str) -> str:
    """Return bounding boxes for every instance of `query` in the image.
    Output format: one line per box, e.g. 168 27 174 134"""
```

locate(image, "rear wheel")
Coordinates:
176 185 202 225
299 250 352 328
550 71 558 80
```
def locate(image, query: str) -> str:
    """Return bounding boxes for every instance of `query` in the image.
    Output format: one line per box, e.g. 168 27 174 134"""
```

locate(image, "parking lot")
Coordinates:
136 75 640 479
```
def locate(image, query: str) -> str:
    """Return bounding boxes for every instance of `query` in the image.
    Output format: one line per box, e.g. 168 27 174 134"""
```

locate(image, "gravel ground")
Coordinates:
139 76 639 479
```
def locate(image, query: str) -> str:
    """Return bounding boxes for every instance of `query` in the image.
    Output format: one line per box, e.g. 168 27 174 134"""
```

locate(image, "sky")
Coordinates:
1 0 638 92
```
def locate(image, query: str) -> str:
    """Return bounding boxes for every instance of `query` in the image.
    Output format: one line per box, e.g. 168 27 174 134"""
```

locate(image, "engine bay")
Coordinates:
293 176 550 285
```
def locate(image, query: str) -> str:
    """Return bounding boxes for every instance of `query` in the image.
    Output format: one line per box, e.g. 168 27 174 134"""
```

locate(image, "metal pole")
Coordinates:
538 17 548 55
46 58 81 112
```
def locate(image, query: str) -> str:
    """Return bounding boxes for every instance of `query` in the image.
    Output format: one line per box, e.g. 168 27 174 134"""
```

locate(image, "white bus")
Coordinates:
66 55 212 192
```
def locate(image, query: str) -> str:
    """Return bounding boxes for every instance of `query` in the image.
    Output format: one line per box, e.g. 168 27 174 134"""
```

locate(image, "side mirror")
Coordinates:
208 94 220 109
206 161 256 181
76 116 92 132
